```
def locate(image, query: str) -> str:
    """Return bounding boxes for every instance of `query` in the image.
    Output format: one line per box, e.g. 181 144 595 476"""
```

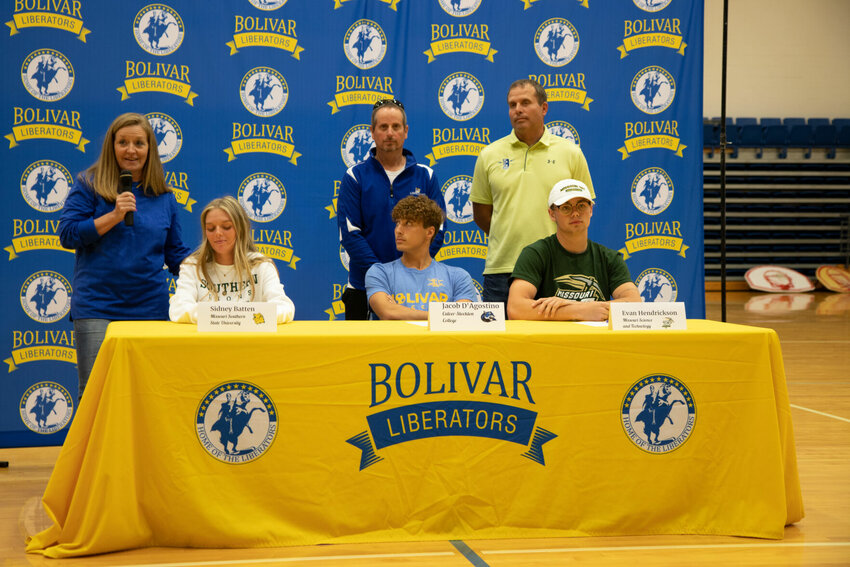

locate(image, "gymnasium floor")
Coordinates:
2 291 848 566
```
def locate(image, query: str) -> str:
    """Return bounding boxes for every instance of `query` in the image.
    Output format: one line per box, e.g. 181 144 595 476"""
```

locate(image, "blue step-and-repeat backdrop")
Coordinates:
1 0 703 447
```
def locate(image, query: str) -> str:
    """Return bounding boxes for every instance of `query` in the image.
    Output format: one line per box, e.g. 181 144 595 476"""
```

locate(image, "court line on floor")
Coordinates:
482 542 850 555
450 539 490 567
790 404 850 424
120 552 455 567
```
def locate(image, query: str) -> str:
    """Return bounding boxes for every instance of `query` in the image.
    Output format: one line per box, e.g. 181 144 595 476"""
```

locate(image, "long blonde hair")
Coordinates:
80 113 170 200
190 196 271 301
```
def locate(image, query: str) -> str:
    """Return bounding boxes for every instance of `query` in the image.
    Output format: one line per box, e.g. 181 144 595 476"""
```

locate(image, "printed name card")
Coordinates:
428 302 506 332
609 302 687 331
197 302 277 332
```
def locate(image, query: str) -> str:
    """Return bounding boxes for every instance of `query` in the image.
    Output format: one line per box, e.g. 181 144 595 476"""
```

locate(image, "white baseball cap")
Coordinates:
548 179 593 207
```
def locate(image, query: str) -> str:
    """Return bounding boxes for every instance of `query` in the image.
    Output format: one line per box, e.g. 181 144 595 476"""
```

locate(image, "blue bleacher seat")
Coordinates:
837 125 850 148
736 117 758 126
760 118 781 126
788 125 813 158
812 125 837 158
703 122 718 157
738 124 765 158
783 117 805 126
807 118 830 127
833 118 850 130
763 125 788 158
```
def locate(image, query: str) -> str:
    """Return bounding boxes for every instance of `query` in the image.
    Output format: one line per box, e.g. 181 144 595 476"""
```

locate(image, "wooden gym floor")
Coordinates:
2 291 848 566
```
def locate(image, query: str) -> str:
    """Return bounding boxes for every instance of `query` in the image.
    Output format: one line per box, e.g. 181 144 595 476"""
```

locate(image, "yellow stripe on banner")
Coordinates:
546 88 593 111
228 33 303 58
6 346 77 371
10 13 89 41
8 125 88 152
6 236 74 259
257 244 299 269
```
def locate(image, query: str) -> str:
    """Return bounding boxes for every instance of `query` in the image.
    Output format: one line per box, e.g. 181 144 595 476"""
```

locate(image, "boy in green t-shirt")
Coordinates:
508 179 640 321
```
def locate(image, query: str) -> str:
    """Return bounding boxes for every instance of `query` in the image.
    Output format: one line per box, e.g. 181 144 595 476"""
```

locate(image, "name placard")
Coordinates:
197 302 277 332
428 302 506 332
609 302 687 331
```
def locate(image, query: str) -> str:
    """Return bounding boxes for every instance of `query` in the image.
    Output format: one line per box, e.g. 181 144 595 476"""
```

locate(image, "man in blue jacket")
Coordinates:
338 98 446 319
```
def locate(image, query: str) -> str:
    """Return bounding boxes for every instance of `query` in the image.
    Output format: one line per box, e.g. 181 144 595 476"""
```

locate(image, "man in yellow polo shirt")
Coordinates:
471 78 594 305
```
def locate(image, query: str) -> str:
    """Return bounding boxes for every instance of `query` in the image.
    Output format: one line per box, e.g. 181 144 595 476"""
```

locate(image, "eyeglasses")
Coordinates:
555 201 592 215
373 98 404 110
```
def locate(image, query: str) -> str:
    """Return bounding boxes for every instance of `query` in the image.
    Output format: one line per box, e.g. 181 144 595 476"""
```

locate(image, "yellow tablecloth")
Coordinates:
27 319 803 557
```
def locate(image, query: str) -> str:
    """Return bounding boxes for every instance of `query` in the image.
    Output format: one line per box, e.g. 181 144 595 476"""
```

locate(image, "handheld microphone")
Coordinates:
118 170 134 226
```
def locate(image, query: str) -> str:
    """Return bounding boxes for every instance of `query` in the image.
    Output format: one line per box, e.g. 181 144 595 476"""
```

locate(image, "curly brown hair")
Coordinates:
391 195 444 236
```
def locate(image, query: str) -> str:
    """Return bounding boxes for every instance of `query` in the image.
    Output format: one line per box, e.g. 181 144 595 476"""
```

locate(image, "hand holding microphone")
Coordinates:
118 170 135 226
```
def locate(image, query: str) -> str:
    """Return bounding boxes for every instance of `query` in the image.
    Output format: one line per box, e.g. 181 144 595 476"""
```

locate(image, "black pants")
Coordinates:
341 287 369 320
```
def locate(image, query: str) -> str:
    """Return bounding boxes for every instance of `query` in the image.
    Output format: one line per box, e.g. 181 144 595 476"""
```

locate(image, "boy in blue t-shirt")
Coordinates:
366 195 478 320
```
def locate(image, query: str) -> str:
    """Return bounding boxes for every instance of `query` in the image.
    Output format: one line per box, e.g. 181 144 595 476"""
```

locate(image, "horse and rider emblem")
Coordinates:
20 271 71 324
534 18 579 68
196 382 277 464
631 66 676 115
636 268 678 303
545 121 580 146
344 20 386 70
438 72 484 122
631 167 673 215
145 113 183 163
622 374 695 453
442 176 474 224
340 125 374 169
438 0 483 17
240 67 289 118
21 160 72 213
237 173 286 223
20 382 74 435
134 4 184 56
21 49 74 102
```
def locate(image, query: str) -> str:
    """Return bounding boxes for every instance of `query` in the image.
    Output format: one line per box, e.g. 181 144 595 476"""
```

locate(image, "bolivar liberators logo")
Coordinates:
20 381 73 434
6 329 76 372
20 160 72 213
635 268 678 303
196 382 277 463
238 173 286 223
529 73 592 111
631 66 676 115
334 0 401 10
240 67 288 117
145 112 182 164
631 167 673 215
227 14 303 58
438 72 484 121
438 0 482 16
534 18 579 67
20 271 71 323
619 120 685 159
7 107 88 152
7 218 72 261
347 360 556 469
633 0 672 12
425 126 490 166
620 219 688 260
425 22 496 63
133 4 184 56
7 0 90 42
226 122 300 164
619 16 686 58
344 19 386 70
546 120 580 145
120 60 197 105
622 374 694 453
22 49 74 102
340 124 373 168
329 75 394 114
442 175 474 224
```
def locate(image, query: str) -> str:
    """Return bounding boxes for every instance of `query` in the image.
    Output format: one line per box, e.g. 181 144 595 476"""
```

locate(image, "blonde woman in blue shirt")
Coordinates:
169 196 295 324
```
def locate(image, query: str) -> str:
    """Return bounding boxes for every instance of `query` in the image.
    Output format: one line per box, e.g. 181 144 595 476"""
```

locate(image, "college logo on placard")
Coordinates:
631 66 676 115
240 67 289 118
633 0 673 12
545 120 580 145
631 167 673 215
145 112 182 164
21 160 72 213
249 0 288 9
134 4 184 56
344 20 387 70
622 374 694 453
238 173 286 223
340 244 350 272
20 382 74 434
442 175 474 224
534 18 579 67
636 268 678 303
21 49 74 102
196 382 277 464
20 271 71 323
341 124 374 168
438 72 484 121
438 0 482 17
